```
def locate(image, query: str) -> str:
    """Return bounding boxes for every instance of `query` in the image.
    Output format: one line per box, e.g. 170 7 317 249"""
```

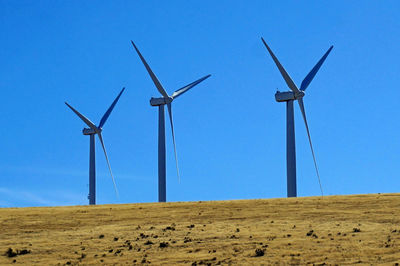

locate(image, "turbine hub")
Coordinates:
295 91 305 99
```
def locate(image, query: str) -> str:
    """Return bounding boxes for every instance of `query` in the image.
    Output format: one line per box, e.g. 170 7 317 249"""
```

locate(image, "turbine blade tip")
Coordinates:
261 37 267 44
131 41 137 49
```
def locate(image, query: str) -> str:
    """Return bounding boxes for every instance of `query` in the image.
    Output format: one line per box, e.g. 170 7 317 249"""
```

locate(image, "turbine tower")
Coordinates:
131 41 211 203
65 88 125 205
261 38 333 197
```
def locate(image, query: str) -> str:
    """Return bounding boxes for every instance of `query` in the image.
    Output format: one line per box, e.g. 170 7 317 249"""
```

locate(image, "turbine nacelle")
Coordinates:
82 127 102 135
275 90 305 102
275 91 295 102
82 127 96 135
150 96 173 106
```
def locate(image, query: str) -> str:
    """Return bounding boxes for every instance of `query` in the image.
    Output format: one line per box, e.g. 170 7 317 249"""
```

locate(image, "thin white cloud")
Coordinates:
0 187 86 207
0 200 11 207
0 164 87 178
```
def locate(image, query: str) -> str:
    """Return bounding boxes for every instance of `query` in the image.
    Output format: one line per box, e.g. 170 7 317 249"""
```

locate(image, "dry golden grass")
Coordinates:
1 193 400 265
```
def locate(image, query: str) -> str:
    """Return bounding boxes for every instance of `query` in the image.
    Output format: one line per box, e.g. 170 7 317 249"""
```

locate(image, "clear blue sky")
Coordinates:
1 1 399 207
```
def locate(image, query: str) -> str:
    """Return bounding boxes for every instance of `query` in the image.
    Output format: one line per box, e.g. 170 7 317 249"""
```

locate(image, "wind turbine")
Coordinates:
65 87 125 205
261 38 333 197
131 41 211 203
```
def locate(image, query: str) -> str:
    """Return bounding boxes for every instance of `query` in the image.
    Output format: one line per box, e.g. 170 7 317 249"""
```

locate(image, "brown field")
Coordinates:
1 193 400 265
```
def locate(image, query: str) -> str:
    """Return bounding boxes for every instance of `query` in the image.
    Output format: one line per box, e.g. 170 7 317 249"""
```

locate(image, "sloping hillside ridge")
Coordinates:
1 193 399 265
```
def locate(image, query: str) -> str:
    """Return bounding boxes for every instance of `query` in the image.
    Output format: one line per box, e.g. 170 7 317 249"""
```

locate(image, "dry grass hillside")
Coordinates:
1 193 400 265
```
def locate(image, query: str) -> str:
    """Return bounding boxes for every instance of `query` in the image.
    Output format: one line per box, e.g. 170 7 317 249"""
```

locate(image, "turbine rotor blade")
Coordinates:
261 37 300 93
65 102 98 131
297 97 323 196
131 41 169 98
300 45 333 91
97 132 119 198
172 74 211 99
167 103 180 182
99 87 125 128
